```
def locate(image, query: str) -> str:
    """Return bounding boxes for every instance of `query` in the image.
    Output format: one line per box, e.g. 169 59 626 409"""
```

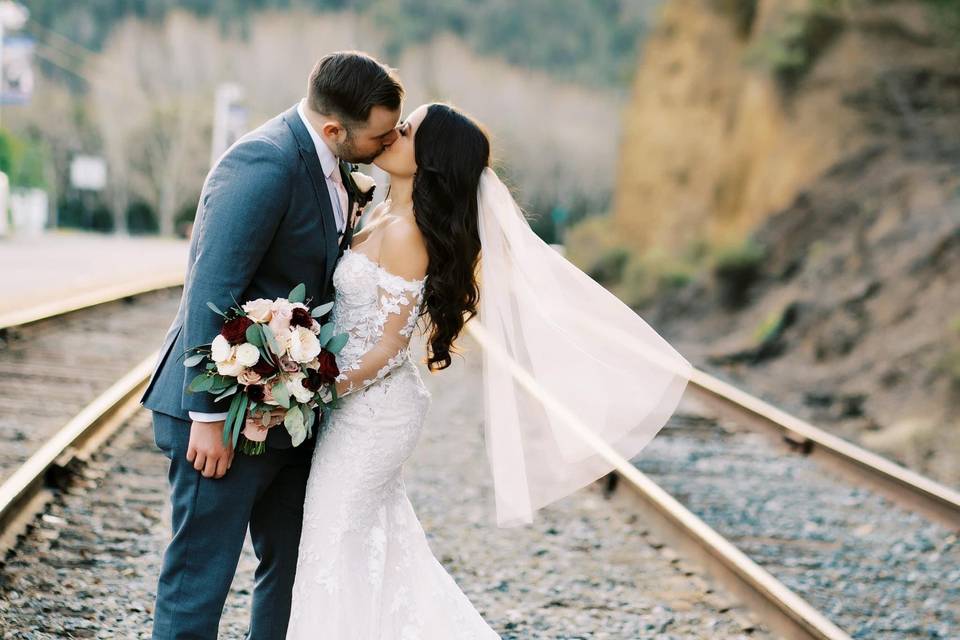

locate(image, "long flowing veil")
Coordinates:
474 168 693 527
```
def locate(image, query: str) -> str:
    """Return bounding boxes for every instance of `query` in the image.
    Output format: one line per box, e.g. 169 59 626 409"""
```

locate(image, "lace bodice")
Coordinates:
331 248 426 396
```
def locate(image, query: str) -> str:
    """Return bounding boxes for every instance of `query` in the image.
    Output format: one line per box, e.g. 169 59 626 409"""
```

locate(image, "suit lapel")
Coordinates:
283 105 340 289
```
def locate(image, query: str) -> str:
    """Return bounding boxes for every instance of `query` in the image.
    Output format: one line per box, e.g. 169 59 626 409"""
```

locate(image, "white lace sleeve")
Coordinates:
334 222 427 397
335 273 424 396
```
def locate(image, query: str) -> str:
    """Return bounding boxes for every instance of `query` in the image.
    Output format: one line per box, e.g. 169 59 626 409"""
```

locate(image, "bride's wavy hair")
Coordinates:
412 103 489 371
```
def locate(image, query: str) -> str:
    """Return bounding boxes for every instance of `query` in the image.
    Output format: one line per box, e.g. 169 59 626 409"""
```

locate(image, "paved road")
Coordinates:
0 231 187 315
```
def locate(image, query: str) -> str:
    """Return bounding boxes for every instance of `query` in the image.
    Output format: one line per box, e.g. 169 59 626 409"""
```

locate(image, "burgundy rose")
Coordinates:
290 307 313 329
316 349 340 384
302 369 323 392
247 384 265 403
251 357 277 377
221 316 253 345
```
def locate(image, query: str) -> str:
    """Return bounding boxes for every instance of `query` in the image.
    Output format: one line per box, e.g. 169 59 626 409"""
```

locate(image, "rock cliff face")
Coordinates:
613 0 960 485
613 0 945 253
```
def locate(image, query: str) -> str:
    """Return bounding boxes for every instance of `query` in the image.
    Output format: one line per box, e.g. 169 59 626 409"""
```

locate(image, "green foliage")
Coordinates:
712 239 766 309
587 246 631 286
24 0 646 87
938 348 960 390
711 0 759 38
923 0 960 41
753 308 784 343
0 129 47 188
746 8 845 93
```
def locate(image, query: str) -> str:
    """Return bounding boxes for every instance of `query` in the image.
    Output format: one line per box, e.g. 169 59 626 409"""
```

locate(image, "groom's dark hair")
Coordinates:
307 51 404 126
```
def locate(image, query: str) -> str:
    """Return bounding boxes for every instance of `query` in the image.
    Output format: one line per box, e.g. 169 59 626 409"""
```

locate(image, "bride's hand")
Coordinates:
245 407 287 430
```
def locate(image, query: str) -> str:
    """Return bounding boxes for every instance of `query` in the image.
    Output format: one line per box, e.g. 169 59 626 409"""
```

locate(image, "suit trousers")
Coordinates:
150 411 314 640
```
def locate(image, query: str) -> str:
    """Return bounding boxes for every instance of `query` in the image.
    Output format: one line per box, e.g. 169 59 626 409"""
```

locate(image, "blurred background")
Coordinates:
2 0 958 487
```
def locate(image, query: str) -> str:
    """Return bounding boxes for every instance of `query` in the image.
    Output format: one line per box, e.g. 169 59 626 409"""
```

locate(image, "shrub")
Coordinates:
711 0 759 38
713 239 766 308
588 246 632 286
746 8 845 94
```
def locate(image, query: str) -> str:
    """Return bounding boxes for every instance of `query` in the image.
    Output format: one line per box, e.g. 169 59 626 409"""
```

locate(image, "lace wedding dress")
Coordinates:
286 248 501 639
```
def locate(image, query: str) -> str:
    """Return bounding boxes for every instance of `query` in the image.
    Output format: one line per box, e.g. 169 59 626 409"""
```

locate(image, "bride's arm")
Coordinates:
334 221 428 397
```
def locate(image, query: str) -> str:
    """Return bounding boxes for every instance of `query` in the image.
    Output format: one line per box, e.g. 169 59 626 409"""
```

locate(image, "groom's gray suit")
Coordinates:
141 103 354 639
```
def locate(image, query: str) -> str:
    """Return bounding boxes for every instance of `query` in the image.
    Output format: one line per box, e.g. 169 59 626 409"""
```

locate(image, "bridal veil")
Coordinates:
474 168 692 527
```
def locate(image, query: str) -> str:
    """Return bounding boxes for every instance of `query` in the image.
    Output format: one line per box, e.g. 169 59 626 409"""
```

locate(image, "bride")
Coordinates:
279 102 691 638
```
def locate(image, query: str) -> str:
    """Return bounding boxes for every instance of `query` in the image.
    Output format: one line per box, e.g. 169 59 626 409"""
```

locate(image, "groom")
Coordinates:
140 51 403 639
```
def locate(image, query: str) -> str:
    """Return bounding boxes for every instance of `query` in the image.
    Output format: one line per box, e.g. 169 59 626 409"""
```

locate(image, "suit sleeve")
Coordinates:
181 138 293 413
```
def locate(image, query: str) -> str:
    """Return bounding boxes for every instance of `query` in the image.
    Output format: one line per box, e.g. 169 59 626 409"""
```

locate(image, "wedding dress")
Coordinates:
286 247 500 639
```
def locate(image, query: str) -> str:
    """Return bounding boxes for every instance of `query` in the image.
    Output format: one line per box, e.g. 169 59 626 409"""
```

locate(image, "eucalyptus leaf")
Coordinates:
190 374 215 393
213 385 239 403
223 392 243 445
207 301 227 317
232 394 249 448
187 373 207 393
284 405 306 447
319 322 334 347
311 302 334 318
183 353 206 368
288 283 306 304
210 375 233 392
272 381 291 409
261 324 282 357
326 332 349 354
245 324 263 346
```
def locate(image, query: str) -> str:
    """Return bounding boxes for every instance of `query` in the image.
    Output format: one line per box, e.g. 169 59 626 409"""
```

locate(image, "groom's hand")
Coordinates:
187 420 235 479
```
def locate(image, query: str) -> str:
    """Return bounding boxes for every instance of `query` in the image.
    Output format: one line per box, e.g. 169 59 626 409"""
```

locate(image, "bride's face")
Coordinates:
373 104 429 178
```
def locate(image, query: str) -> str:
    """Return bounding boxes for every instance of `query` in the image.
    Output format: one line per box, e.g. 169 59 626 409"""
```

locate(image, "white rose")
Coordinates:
216 355 245 377
211 334 232 363
287 326 322 364
350 171 376 194
242 298 274 323
285 372 315 404
235 343 261 367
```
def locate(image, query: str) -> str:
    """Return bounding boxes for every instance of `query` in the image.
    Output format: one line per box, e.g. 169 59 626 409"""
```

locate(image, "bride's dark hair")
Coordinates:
413 103 489 371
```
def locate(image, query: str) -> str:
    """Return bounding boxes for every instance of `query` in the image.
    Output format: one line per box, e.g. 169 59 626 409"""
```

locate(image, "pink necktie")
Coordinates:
330 167 349 234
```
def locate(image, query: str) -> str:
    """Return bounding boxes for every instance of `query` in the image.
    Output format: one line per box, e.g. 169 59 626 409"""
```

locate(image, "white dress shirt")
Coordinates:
188 99 345 424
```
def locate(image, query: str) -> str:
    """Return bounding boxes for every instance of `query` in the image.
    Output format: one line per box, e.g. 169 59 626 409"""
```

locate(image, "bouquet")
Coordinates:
183 283 347 455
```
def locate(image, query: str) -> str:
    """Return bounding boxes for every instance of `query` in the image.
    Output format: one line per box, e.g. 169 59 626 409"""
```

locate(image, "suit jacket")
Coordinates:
141 103 353 447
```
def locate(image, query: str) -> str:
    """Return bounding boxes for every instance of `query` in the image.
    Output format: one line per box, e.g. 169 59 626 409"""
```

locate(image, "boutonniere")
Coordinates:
340 162 377 210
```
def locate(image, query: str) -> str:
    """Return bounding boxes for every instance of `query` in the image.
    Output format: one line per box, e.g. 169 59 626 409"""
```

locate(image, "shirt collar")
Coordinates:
297 99 340 180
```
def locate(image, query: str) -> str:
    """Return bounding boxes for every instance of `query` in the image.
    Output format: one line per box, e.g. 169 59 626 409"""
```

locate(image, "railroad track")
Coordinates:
0 283 956 639
0 283 182 549
469 322 960 640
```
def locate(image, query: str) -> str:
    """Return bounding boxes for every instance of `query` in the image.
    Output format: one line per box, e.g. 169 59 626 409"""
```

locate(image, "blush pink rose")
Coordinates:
279 354 300 373
237 369 262 386
242 421 271 443
268 301 294 337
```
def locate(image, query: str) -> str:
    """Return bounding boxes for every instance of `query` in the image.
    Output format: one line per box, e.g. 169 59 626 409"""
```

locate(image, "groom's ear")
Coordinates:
321 121 347 144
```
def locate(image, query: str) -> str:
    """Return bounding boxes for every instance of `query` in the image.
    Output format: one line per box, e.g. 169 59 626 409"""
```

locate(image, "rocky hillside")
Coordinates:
586 0 960 486
612 0 955 253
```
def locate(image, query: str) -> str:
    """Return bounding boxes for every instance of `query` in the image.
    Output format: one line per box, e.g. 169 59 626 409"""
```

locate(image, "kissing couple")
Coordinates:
141 50 691 639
